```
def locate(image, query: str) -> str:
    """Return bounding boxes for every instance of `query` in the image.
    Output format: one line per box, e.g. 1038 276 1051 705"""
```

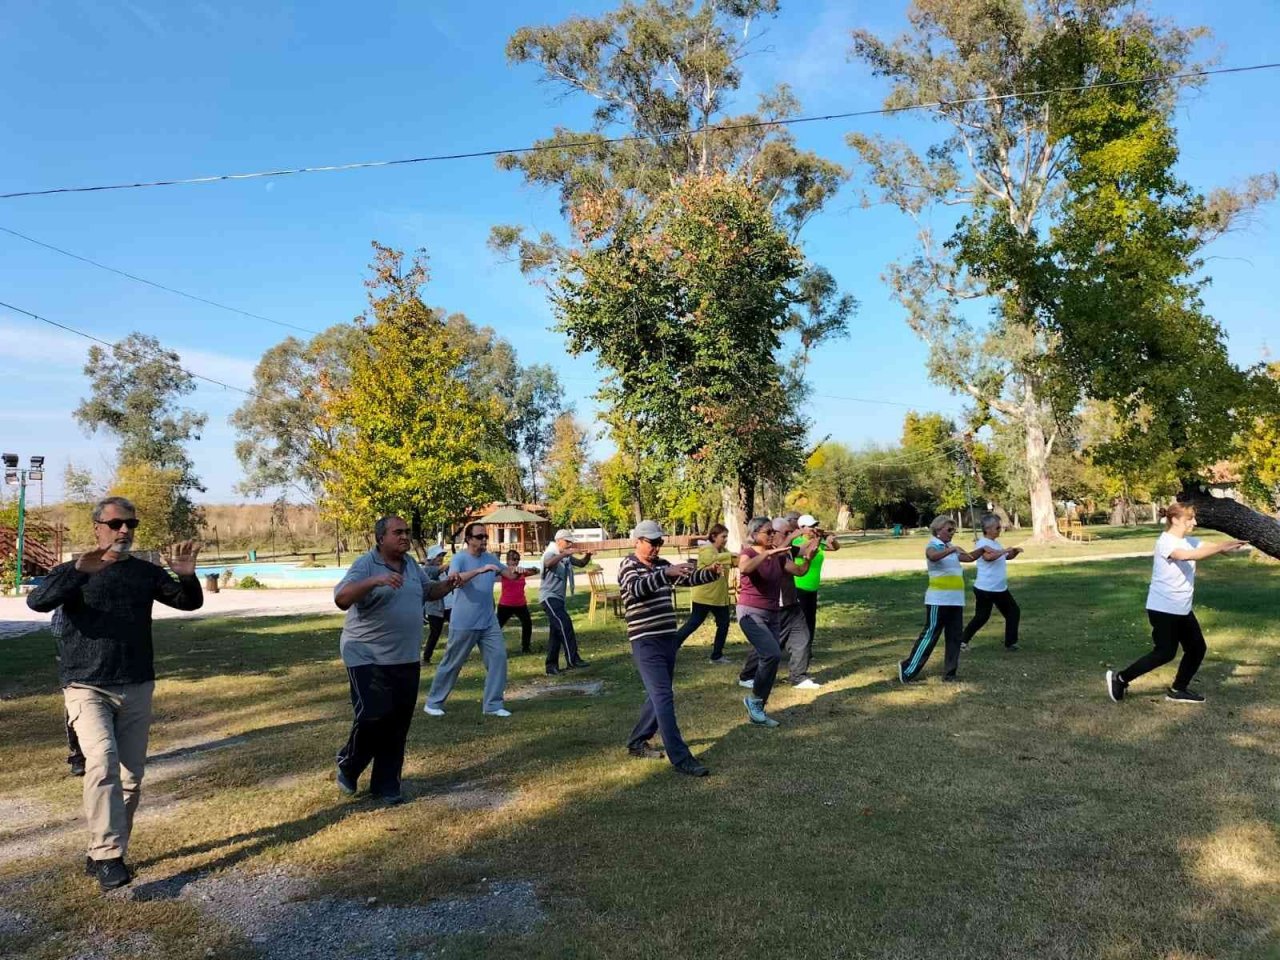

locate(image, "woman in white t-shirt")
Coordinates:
1106 503 1246 704
899 515 979 683
961 514 1024 651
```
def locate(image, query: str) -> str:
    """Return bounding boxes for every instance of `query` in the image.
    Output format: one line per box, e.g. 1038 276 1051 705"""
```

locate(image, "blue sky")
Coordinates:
1 0 1276 503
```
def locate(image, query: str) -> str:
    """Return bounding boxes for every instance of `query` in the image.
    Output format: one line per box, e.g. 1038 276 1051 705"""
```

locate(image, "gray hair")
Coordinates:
771 517 791 532
746 516 773 539
374 515 401 542
783 510 801 523
980 513 1002 534
92 496 136 522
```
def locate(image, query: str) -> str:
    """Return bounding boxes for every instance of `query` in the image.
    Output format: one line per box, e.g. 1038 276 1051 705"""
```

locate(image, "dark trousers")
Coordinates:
1119 610 1207 690
739 604 812 684
423 612 449 663
65 706 84 769
796 588 818 657
541 597 581 668
497 604 533 652
736 607 781 704
627 634 692 766
674 602 731 658
337 661 420 797
963 588 1021 648
901 605 964 680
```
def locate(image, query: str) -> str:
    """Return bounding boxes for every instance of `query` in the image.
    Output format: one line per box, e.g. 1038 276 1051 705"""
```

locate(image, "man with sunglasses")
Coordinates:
333 515 458 804
27 496 203 892
423 522 522 718
619 520 723 777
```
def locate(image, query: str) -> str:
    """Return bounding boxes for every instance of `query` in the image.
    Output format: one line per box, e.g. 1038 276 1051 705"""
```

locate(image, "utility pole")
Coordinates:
3 454 44 594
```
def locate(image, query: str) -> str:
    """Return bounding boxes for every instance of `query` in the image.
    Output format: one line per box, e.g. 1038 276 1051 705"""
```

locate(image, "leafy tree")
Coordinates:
798 442 866 530
1236 364 1280 512
60 463 100 548
544 413 603 528
317 246 502 535
230 324 365 506
74 332 206 538
493 0 852 546
508 364 565 502
106 461 188 549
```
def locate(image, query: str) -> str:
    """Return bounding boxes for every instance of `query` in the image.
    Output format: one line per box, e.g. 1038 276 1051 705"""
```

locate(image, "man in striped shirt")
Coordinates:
620 520 724 777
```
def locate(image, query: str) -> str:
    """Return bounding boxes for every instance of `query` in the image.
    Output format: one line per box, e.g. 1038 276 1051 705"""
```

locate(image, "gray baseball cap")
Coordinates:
632 519 667 540
553 529 577 543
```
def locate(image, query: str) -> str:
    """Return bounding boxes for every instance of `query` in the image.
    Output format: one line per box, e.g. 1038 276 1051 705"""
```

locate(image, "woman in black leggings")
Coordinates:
1106 503 1245 704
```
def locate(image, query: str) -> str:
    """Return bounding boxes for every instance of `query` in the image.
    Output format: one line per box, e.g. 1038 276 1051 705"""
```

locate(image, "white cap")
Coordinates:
797 514 818 528
426 545 446 560
553 529 577 543
632 519 667 540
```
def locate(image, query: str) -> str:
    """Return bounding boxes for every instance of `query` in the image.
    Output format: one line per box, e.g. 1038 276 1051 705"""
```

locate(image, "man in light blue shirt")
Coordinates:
424 522 521 718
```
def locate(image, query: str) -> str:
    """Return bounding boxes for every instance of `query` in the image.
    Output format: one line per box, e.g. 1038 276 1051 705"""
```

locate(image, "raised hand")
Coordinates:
372 572 404 589
163 541 203 577
703 563 724 577
75 547 123 575
665 561 695 579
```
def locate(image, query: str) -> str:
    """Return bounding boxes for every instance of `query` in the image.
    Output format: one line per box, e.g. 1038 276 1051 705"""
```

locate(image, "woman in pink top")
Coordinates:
497 549 537 654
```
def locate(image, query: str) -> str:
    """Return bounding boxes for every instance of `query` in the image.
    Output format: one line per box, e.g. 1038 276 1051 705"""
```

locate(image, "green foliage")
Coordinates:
1236 364 1280 510
237 574 265 589
556 175 807 493
317 245 502 534
544 413 605 529
73 331 206 537
108 462 189 549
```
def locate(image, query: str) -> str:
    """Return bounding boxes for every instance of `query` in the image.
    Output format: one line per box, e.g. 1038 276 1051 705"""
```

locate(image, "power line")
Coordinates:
0 299 259 398
3 62 1276 201
0 225 320 335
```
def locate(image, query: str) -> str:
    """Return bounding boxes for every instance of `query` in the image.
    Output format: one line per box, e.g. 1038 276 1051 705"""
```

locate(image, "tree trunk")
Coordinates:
835 503 851 532
1178 486 1280 559
721 483 749 552
1025 420 1063 542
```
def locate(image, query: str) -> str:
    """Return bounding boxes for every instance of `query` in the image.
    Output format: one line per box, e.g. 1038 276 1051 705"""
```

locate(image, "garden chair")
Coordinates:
586 568 622 622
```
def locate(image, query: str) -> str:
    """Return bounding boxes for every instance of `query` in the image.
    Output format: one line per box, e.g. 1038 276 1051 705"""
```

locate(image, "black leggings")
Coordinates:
423 611 449 662
497 604 533 651
1119 610 1207 691
674 602 731 657
962 588 1020 648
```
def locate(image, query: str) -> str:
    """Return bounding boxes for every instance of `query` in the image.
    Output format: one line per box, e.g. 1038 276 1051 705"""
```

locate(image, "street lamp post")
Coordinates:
3 454 44 594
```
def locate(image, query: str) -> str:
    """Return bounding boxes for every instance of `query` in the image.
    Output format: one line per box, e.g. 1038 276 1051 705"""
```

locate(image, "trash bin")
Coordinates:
204 573 220 594
892 524 903 537
248 549 257 562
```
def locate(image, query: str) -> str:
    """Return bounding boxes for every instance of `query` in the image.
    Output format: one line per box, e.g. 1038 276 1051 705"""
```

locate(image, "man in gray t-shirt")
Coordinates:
332 515 456 803
424 522 523 718
540 529 593 674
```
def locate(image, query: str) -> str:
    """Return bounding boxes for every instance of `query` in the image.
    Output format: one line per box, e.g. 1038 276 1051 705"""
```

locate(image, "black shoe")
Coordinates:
1166 687 1206 704
69 757 86 777
371 792 406 806
942 674 959 683
84 856 94 876
569 659 590 668
628 743 665 760
1005 643 1020 651
1106 670 1127 703
673 757 710 777
90 857 132 891
336 768 357 796
545 665 561 676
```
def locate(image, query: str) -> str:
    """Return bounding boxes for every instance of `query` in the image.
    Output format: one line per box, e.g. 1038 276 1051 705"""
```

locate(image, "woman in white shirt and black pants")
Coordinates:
961 514 1023 651
1106 503 1246 704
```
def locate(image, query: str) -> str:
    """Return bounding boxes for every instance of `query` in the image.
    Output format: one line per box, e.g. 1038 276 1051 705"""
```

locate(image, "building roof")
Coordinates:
476 505 548 524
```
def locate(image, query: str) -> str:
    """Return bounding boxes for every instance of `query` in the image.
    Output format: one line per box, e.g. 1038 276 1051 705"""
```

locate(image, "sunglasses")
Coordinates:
95 518 139 531
640 537 665 547
468 533 489 541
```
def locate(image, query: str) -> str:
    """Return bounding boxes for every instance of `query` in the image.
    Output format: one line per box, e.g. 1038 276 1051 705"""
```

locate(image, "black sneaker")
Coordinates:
1106 670 1127 703
628 743 665 760
1005 643 1019 652
568 659 590 669
1166 687 1206 704
69 757 86 777
545 665 561 676
336 768 357 796
90 857 132 891
371 792 406 806
673 757 710 777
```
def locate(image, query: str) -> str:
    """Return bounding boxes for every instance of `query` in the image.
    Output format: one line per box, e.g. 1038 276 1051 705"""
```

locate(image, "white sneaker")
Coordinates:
737 679 755 689
792 677 822 690
423 705 445 717
484 708 512 718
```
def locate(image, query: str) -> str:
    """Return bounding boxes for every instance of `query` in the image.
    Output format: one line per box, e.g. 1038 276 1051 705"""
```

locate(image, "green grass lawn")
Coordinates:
1 557 1277 959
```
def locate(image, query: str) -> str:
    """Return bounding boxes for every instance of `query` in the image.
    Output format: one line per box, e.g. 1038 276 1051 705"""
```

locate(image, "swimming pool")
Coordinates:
194 561 351 583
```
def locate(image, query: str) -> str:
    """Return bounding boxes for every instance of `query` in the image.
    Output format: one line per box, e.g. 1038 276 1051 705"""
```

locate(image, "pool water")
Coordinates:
194 561 351 582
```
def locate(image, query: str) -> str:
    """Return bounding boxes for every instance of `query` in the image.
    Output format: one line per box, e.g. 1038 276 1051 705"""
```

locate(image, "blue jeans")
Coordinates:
627 634 692 766
674 602 731 657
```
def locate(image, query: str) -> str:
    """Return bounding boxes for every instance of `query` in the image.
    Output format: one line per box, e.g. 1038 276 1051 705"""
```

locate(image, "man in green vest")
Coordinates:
793 515 840 668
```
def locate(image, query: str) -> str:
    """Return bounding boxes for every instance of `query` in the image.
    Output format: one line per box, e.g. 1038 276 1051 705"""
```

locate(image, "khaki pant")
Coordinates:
63 682 154 860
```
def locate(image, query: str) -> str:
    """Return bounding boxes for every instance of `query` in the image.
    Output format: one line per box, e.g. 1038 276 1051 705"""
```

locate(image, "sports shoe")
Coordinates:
568 659 590 668
1105 670 1127 703
959 642 969 652
1166 687 1205 704
335 768 357 796
545 665 561 676
90 857 132 891
628 743 665 760
743 696 780 728
372 792 406 806
708 656 733 665
1005 643 1019 652
423 705 445 717
792 677 822 690
737 678 755 689
484 708 513 718
673 757 710 777
69 757 86 777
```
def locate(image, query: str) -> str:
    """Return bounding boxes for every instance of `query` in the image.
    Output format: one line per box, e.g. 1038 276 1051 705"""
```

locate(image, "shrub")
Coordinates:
238 574 266 589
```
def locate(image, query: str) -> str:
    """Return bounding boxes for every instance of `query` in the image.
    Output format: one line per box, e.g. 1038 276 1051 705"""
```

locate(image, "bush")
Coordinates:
238 574 266 589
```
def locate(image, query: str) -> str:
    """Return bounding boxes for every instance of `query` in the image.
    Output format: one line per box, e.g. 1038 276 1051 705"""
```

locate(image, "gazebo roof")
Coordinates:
476 505 547 524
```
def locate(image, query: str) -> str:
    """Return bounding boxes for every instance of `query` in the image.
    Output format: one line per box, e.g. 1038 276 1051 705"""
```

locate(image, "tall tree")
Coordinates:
230 323 365 506
317 246 501 535
848 1 1203 542
74 332 207 538
508 364 566 503
493 0 851 547
543 412 602 527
